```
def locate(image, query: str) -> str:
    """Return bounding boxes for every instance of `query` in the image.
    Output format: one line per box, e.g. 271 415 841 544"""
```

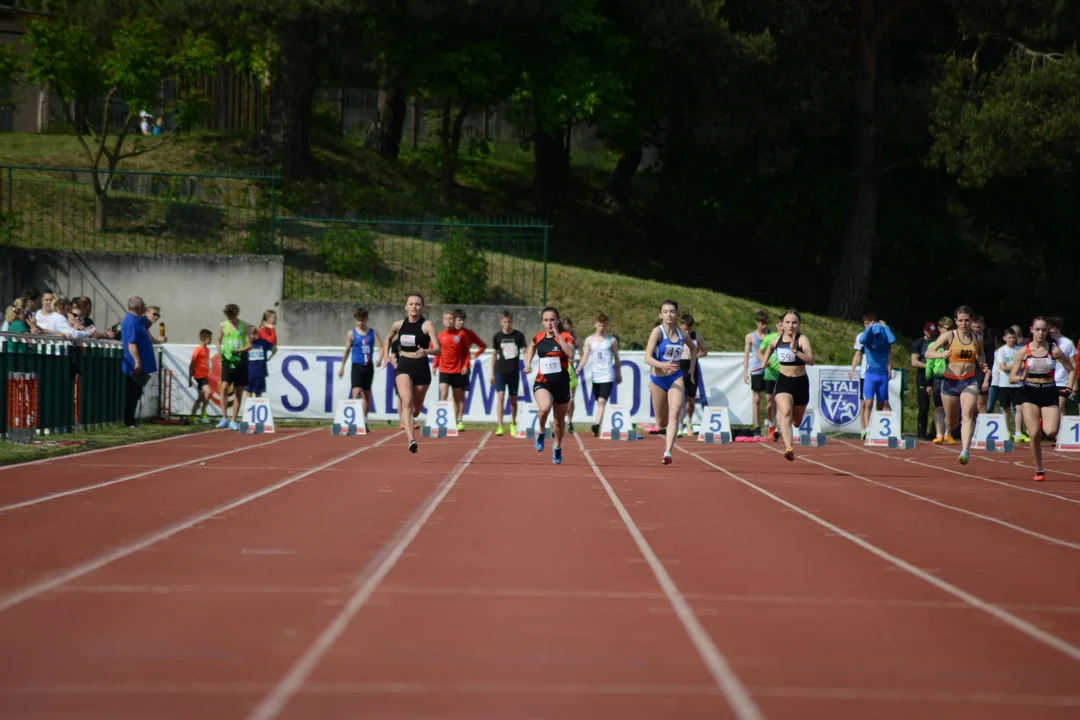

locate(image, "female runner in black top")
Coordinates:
523 306 577 465
1009 315 1077 481
385 293 441 453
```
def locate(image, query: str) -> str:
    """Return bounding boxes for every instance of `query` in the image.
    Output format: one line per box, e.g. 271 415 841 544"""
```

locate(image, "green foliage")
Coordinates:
433 228 489 303
321 226 380 280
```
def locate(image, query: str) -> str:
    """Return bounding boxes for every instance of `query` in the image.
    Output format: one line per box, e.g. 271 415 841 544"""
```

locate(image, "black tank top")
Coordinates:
776 335 805 366
397 315 430 354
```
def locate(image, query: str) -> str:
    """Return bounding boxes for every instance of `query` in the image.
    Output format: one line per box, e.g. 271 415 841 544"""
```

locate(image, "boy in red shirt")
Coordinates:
188 329 213 424
435 308 487 431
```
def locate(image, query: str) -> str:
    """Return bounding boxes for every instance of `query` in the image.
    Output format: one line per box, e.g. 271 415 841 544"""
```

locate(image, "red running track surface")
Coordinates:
1 427 1079 719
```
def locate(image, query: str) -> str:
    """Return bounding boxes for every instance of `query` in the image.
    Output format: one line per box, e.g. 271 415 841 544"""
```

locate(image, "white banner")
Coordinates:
159 345 903 429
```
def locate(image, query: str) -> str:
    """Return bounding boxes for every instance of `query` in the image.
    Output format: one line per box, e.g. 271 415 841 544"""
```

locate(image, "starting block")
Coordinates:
331 423 364 436
331 399 368 436
701 431 731 444
887 435 917 450
985 437 1014 453
421 425 450 438
610 427 640 441
799 432 828 447
522 426 551 440
237 422 266 434
238 398 275 434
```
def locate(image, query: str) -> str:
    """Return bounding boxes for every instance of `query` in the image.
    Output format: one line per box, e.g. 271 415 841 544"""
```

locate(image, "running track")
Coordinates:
1 428 1079 719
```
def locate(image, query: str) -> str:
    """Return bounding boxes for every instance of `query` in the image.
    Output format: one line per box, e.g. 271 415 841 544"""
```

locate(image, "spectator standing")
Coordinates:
34 289 53 328
1048 317 1076 415
910 322 937 440
121 296 157 428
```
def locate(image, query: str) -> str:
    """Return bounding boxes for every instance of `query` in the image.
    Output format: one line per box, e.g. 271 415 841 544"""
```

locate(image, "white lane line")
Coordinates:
857 439 1080 506
0 429 321 514
246 433 492 720
0 432 401 615
680 446 1080 664
575 434 764 720
759 444 1080 551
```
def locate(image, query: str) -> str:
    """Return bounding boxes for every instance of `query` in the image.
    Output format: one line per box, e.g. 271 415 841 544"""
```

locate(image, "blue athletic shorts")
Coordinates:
862 372 889 404
941 376 977 397
650 370 684 392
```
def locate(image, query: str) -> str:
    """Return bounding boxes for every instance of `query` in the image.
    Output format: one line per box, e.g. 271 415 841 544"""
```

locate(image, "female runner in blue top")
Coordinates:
385 293 441 453
759 309 815 460
644 299 697 465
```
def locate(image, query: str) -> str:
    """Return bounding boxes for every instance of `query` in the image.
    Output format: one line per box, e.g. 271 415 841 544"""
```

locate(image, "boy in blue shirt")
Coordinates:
241 325 275 399
854 313 895 438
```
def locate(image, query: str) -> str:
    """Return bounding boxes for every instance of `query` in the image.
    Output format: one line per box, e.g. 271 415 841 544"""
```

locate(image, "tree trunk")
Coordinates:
533 124 570 214
605 146 643 212
828 0 896 319
94 190 108 233
261 30 319 182
372 76 408 159
439 98 471 203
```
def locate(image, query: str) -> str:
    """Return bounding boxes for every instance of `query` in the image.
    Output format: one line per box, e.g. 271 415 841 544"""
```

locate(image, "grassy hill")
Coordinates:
0 132 915 376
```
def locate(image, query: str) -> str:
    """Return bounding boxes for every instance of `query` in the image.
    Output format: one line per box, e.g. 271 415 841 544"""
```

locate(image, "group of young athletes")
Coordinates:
185 305 279 430
184 297 1077 479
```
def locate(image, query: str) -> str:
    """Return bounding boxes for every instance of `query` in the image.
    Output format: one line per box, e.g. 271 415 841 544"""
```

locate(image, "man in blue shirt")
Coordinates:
121 296 157 428
856 313 895 437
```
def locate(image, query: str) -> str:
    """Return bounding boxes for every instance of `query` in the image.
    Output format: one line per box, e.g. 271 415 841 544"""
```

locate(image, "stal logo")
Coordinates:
819 370 859 425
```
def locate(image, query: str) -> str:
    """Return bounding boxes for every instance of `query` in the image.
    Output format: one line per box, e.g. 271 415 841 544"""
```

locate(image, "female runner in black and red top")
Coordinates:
384 293 441 453
1009 316 1076 481
523 306 577 465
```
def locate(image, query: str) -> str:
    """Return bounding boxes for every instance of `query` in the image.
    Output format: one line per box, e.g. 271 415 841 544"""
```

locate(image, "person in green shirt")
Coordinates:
759 317 783 440
216 304 246 430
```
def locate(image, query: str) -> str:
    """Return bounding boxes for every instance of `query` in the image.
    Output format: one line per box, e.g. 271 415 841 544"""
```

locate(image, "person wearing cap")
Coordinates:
911 321 938 440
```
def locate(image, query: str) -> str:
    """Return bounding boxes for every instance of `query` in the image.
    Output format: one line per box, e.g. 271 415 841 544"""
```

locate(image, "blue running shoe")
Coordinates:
535 432 545 453
553 446 562 465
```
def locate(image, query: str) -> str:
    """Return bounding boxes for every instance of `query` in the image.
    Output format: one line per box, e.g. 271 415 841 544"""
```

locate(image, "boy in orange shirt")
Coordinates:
435 309 487 431
188 329 213 424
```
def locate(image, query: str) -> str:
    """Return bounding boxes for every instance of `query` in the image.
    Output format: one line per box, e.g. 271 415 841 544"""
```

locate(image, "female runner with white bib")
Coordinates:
645 299 697 465
384 293 441 453
759 310 815 461
523 306 577 465
1009 316 1077 481
576 312 622 437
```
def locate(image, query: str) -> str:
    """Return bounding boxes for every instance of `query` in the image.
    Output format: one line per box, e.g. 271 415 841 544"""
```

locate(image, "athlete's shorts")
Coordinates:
680 360 701 398
750 373 766 393
494 372 519 395
650 370 684 393
941 376 977 397
195 378 209 390
220 363 243 386
862 372 889 404
774 373 810 407
1021 382 1059 409
994 386 1017 410
764 369 779 395
351 363 374 391
396 357 432 387
440 370 469 390
534 375 571 405
245 377 266 395
592 381 614 400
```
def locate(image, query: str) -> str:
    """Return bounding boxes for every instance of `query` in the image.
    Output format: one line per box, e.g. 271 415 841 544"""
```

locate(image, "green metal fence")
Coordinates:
1 333 125 438
0 165 277 254
276 216 551 305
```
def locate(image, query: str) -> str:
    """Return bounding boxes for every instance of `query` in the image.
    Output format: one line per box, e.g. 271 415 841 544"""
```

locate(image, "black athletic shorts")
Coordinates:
351 363 374 391
774 373 810 407
396 357 431 387
534 376 571 405
750 373 765 393
1021 382 1059 409
440 371 469 390
592 381 614 400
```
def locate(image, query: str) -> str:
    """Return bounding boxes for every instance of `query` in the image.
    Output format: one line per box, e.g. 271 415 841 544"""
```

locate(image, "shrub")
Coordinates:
433 227 488 303
322 226 379 279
